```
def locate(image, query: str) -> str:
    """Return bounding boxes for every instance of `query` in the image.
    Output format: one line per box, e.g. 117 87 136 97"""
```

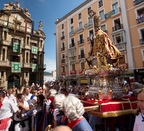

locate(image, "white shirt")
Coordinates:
7 94 17 104
0 97 19 120
24 93 32 102
133 113 144 131
14 100 29 121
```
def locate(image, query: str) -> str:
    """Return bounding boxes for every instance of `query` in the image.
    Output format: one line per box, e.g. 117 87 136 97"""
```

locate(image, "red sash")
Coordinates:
0 118 11 130
68 117 84 129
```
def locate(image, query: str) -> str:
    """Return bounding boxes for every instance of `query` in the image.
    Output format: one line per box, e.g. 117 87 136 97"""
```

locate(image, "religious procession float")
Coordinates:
81 9 140 119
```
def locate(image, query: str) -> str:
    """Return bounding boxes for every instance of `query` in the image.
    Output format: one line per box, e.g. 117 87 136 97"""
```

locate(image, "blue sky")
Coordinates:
0 0 86 72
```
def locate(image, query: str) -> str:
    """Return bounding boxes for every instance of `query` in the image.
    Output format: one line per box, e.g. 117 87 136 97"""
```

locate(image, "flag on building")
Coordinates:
12 62 21 72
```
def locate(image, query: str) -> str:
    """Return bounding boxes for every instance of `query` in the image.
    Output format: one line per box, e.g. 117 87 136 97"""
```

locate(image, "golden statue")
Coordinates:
85 10 122 72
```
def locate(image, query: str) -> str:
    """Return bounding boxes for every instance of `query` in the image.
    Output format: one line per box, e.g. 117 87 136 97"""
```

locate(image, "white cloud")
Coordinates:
44 58 56 72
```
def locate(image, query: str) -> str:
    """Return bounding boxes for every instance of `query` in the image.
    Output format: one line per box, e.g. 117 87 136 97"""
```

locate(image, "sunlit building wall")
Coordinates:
55 0 144 84
0 2 46 89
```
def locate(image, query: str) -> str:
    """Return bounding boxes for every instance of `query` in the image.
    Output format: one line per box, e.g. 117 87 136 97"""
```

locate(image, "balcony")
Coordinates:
69 30 75 36
23 63 31 68
112 24 123 32
78 54 85 59
68 48 76 58
61 36 65 40
115 43 126 51
133 0 144 6
70 70 76 75
0 61 10 67
105 8 121 19
24 44 31 50
84 21 93 28
100 15 105 21
136 15 144 24
140 39 144 45
76 26 84 32
78 39 84 45
69 43 75 48
61 47 65 51
2 40 12 46
61 59 65 63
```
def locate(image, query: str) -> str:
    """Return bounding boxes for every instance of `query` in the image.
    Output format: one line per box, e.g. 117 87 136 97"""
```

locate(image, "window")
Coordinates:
140 29 144 40
62 54 65 59
71 18 73 24
62 66 65 72
62 24 64 29
89 30 93 36
70 50 75 57
72 64 75 71
119 55 125 64
98 0 103 8
2 48 5 61
27 37 29 45
4 31 7 40
88 17 93 24
26 52 29 63
10 55 20 62
141 49 144 61
113 18 121 31
79 21 82 28
71 26 74 32
79 34 83 42
101 24 106 31
71 38 75 46
112 2 118 10
62 31 64 37
137 8 144 24
80 49 85 58
99 10 105 20
39 40 43 47
61 42 65 50
78 13 82 19
0 30 2 40
112 33 124 44
26 72 28 77
140 28 144 45
81 62 85 70
1 71 4 77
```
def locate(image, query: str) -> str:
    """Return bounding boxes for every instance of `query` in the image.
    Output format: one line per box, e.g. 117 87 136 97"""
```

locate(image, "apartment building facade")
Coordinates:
55 0 144 85
0 2 46 89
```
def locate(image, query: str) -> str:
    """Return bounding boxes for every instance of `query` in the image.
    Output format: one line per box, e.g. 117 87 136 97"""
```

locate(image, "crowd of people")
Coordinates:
0 80 144 131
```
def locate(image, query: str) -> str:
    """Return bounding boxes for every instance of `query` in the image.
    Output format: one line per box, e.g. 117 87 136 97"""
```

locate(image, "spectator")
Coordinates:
53 94 67 127
14 93 30 131
133 88 144 131
7 88 17 104
0 89 19 131
63 95 93 131
23 86 32 104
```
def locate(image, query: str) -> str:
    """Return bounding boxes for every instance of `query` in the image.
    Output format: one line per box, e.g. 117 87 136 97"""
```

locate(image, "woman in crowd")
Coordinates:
63 95 93 131
53 94 67 127
133 88 144 131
